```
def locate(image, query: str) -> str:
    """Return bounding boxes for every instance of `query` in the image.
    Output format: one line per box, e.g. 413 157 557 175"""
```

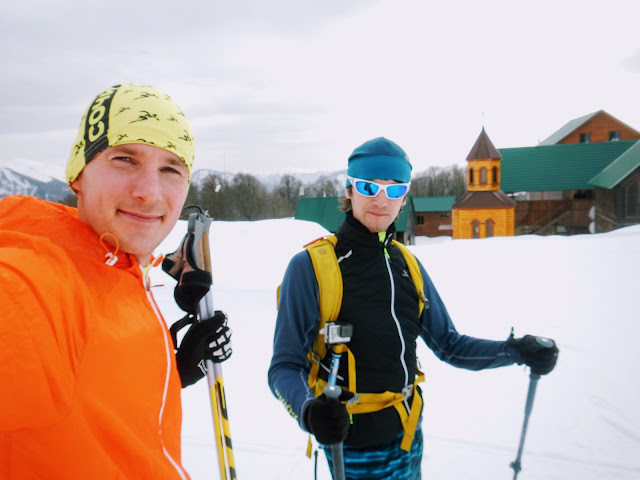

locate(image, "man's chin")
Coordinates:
116 238 159 263
363 221 392 233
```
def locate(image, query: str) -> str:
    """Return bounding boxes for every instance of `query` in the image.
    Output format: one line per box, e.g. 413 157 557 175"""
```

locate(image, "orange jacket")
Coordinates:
0 195 189 479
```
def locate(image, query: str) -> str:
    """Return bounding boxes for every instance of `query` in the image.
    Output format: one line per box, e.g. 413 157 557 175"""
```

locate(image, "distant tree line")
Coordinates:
58 165 467 221
410 165 466 198
185 165 466 221
183 173 342 220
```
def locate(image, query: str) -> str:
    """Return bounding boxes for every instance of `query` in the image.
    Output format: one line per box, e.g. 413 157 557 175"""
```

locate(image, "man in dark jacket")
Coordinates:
268 137 558 480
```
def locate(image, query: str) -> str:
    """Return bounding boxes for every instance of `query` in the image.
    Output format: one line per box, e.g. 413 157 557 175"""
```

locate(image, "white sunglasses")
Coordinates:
348 176 410 199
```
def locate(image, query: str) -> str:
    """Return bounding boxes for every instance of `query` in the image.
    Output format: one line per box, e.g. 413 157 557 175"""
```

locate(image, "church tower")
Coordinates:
452 128 516 238
466 127 503 192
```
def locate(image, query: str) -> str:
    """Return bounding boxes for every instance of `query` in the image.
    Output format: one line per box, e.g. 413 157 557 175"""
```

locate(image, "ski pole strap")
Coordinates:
162 229 212 314
169 313 195 350
306 435 314 459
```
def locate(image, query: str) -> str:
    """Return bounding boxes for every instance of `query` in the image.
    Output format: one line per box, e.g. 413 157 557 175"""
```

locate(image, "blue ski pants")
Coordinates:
323 428 423 480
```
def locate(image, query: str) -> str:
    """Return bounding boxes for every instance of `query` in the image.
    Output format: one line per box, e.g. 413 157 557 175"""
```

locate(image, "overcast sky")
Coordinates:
1 0 639 180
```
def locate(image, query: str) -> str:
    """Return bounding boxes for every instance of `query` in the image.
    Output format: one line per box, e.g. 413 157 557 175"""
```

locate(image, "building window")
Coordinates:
480 167 487 184
579 132 591 143
469 168 474 185
486 219 494 237
440 212 450 218
417 215 424 225
472 220 479 238
492 166 499 184
609 130 621 141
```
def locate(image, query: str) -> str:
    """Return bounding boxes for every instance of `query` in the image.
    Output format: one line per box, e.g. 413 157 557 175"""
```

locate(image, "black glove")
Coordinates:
175 311 232 388
508 334 559 375
304 391 353 445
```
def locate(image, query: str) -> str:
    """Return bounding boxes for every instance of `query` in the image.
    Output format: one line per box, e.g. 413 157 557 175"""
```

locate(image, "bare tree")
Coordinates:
230 173 269 220
306 175 340 197
411 165 466 198
273 174 303 216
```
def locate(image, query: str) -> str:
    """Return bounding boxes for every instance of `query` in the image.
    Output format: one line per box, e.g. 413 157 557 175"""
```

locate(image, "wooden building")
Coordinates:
538 110 640 146
413 196 455 237
452 128 515 239
590 141 640 232
499 141 635 234
500 110 640 234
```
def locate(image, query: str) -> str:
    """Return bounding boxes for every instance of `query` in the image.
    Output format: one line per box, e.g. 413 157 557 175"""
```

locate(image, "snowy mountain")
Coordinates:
0 163 71 202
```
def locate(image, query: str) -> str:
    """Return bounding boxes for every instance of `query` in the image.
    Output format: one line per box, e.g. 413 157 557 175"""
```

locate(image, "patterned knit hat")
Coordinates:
66 84 194 184
346 137 412 185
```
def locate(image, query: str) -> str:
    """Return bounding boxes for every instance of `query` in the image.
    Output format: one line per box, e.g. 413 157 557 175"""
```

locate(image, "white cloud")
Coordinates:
2 0 640 176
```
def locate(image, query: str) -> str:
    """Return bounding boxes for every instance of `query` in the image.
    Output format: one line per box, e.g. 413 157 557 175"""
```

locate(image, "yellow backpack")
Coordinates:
278 235 427 452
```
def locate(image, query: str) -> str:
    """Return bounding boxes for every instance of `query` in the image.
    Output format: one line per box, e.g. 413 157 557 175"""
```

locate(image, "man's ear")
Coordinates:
70 178 81 195
345 187 352 199
70 170 85 195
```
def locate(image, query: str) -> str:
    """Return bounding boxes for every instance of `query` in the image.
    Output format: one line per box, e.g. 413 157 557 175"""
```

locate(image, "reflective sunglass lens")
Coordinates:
356 181 379 197
386 185 408 198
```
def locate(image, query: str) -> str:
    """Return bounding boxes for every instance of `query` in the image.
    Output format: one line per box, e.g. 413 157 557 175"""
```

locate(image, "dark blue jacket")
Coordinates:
268 213 522 446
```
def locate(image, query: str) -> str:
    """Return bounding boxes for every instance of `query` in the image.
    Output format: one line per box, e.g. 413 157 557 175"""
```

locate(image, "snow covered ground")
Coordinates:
150 218 640 480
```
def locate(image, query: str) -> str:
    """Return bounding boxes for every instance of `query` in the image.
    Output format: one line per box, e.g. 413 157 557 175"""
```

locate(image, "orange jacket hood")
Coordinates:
0 194 135 270
0 195 188 479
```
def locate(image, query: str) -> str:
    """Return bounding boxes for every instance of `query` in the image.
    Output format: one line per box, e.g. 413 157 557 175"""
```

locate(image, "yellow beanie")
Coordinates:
66 84 195 184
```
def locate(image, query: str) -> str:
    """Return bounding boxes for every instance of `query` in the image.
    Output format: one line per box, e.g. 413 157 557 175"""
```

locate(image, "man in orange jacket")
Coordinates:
0 84 231 479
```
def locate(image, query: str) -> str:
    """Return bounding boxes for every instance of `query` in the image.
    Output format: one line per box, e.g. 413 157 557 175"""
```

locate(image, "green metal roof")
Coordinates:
413 196 456 212
589 141 640 188
396 197 413 231
499 140 637 192
294 196 414 232
294 197 344 232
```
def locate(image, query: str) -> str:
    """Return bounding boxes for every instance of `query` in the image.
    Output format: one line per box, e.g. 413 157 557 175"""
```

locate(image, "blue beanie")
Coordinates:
346 137 412 186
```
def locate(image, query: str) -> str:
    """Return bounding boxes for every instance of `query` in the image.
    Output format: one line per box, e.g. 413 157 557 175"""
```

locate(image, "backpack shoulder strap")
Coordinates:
304 235 342 367
305 235 342 327
391 240 426 316
276 235 343 360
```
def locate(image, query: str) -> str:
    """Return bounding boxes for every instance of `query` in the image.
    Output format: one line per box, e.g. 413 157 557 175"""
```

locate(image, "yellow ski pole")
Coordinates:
189 210 238 480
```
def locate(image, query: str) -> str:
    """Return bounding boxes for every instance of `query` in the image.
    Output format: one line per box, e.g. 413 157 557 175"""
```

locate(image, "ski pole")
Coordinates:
509 336 556 479
509 371 539 479
509 329 558 480
324 346 346 480
321 322 352 480
189 210 238 480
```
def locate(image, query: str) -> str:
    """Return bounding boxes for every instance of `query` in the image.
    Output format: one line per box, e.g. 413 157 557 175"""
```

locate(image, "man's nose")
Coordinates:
130 170 163 203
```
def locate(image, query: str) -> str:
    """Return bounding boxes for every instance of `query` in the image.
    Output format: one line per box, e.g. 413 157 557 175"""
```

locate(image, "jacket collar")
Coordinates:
337 211 396 248
0 195 138 271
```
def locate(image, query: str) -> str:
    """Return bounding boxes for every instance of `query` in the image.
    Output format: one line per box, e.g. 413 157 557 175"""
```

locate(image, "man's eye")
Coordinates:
114 156 134 163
